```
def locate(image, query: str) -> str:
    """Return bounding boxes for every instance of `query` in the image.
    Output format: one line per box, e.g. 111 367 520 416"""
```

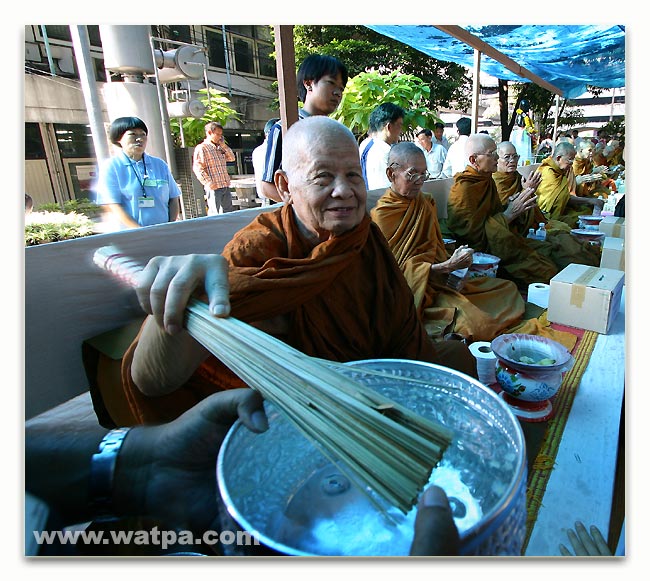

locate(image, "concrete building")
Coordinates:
24 25 279 213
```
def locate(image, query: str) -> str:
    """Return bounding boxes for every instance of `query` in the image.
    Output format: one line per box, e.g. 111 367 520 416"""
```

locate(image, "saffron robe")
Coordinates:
371 188 525 341
573 157 610 199
121 204 477 423
446 167 599 289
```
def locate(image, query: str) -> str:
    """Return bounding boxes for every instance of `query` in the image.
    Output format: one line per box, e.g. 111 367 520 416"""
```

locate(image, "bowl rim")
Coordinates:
490 333 572 372
216 358 527 556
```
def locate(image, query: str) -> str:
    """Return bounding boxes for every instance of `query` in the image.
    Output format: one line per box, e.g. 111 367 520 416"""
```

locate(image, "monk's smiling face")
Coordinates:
276 117 367 243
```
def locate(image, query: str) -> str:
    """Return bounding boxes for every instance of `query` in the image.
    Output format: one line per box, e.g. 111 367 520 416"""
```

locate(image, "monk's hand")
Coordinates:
558 521 611 556
524 170 541 192
504 187 538 222
135 254 231 335
446 245 473 272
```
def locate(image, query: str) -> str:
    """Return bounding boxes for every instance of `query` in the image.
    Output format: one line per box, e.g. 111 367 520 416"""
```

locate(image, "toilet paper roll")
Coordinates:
527 282 550 309
469 341 497 386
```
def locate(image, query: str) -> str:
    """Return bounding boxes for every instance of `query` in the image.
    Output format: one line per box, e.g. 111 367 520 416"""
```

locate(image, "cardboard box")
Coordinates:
547 264 624 334
599 216 625 240
599 237 625 272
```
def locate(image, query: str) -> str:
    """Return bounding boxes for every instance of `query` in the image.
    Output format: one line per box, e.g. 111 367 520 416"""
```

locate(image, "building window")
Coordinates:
53 124 95 159
233 37 254 74
257 42 276 78
205 28 227 70
25 123 46 160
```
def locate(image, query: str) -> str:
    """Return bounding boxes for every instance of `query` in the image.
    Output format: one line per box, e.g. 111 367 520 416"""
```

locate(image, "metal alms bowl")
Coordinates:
217 359 527 556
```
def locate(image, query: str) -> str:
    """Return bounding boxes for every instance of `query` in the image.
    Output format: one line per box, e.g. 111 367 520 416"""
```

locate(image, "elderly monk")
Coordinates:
573 140 609 199
445 134 599 290
535 141 604 227
120 116 477 424
371 142 525 342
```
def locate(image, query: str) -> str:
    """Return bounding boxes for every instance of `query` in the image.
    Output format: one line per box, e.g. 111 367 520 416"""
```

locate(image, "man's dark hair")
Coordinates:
456 117 471 136
434 122 445 130
108 116 148 146
297 54 348 102
416 128 432 137
369 103 406 133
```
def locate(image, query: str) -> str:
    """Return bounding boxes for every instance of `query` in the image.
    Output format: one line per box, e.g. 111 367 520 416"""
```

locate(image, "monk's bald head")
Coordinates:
282 116 358 177
466 133 496 158
388 141 425 167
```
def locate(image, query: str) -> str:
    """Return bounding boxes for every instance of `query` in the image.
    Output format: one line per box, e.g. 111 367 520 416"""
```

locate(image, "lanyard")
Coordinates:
127 153 149 196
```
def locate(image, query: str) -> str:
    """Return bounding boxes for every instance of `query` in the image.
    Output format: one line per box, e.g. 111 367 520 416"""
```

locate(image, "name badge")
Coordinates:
138 197 155 208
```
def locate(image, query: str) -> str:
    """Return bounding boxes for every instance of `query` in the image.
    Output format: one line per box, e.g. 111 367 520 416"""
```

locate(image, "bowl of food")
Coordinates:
490 334 574 420
467 252 500 279
578 215 604 231
570 229 606 244
217 359 527 556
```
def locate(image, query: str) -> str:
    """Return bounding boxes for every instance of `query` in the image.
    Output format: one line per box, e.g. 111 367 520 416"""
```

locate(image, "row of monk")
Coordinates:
109 116 608 427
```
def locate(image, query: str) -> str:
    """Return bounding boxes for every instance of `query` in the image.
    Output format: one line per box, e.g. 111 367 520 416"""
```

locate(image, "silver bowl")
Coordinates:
217 359 527 556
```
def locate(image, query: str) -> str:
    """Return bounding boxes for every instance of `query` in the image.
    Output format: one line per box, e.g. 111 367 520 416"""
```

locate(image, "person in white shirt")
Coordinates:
252 117 279 206
441 117 472 179
414 128 447 179
432 122 450 150
359 103 405 191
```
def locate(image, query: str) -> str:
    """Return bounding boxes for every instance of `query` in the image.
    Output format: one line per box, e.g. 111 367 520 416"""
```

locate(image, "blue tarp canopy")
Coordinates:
366 25 625 99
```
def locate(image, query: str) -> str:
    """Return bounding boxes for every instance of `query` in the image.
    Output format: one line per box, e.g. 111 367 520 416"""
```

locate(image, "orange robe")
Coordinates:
121 204 477 423
446 167 599 289
573 157 609 199
371 188 525 342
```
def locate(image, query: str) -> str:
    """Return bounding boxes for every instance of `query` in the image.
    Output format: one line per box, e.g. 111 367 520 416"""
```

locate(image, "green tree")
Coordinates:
289 25 472 113
169 88 241 147
332 70 442 139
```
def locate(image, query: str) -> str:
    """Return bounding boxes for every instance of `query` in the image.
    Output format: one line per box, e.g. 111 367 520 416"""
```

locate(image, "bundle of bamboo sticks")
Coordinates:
94 245 453 514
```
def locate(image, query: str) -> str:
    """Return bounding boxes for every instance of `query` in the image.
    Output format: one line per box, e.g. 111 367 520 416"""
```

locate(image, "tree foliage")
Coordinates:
290 25 473 113
169 88 241 147
332 70 442 139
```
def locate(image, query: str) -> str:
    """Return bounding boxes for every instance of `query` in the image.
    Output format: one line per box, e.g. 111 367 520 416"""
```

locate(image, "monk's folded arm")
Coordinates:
131 315 211 396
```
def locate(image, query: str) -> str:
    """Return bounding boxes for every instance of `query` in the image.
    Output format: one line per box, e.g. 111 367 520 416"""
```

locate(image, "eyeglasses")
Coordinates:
476 150 499 159
405 170 430 182
390 163 430 182
500 154 520 161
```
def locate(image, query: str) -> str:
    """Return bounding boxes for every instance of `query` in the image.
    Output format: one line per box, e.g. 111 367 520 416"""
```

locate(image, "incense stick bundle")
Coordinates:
93 245 453 514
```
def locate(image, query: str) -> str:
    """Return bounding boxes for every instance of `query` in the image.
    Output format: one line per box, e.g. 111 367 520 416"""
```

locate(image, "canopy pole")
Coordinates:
552 94 560 154
274 25 299 135
471 49 481 133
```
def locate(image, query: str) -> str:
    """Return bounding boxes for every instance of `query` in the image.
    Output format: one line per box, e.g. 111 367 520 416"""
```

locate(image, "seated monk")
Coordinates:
494 141 601 273
445 134 600 290
120 116 477 424
573 140 610 199
535 141 604 228
371 142 525 342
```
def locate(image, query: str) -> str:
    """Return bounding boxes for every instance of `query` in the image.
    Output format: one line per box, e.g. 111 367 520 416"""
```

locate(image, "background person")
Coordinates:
192 122 237 215
259 54 348 203
414 128 447 179
441 117 471 179
359 102 405 190
252 117 280 206
432 121 450 150
96 116 181 229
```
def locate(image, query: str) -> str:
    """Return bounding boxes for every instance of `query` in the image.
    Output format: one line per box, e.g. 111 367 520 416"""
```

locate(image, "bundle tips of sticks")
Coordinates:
93 245 453 514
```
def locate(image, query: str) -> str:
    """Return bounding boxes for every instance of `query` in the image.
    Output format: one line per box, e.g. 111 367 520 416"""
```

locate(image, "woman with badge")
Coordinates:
96 117 181 229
